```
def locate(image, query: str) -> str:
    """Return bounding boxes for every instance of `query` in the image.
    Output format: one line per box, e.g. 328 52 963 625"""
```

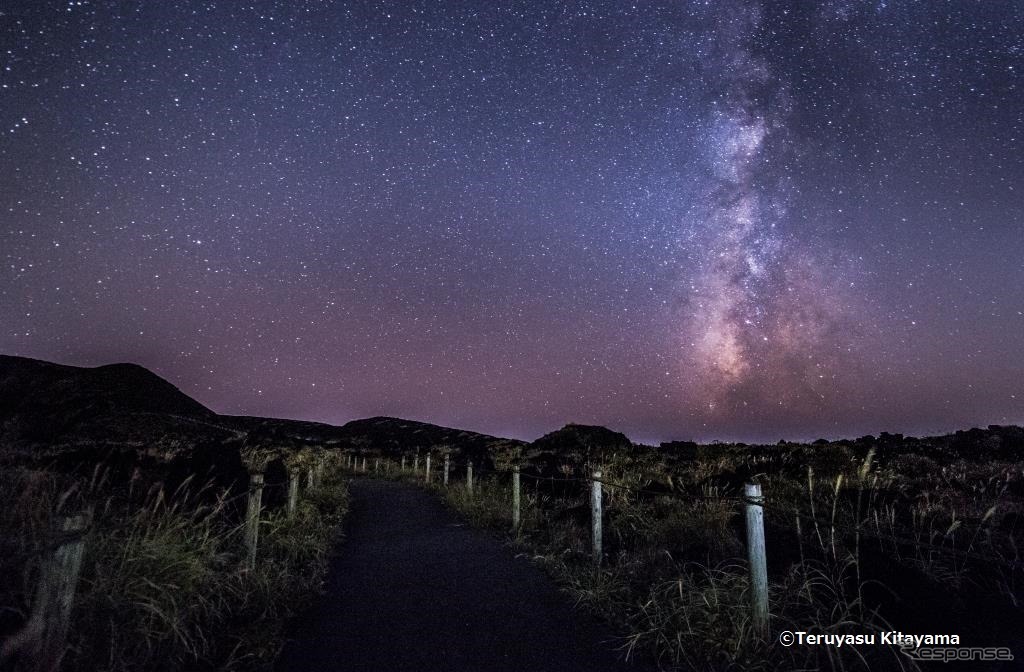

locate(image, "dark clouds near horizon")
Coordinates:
2 0 1022 443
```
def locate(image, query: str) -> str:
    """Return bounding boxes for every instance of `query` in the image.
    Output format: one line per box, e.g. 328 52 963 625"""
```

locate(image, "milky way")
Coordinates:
678 1 866 424
1 1 1022 443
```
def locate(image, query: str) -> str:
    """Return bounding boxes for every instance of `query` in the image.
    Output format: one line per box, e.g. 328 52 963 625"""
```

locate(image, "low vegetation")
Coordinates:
3 358 1021 671
0 463 348 672
373 433 1023 671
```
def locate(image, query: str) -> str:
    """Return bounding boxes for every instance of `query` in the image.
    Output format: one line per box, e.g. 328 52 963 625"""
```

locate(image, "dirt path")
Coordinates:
276 479 654 672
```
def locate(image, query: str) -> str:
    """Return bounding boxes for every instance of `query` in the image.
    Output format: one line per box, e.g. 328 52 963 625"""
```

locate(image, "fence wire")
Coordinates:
342 452 1024 573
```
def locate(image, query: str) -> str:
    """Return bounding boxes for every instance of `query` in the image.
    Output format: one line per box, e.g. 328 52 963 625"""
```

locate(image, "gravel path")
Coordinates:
276 479 654 672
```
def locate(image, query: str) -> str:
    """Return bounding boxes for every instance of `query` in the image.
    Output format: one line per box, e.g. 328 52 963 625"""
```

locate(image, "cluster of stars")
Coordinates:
1 0 1021 442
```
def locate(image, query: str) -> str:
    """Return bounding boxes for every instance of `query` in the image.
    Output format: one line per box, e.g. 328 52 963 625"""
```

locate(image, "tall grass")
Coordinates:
0 464 348 672
396 445 1022 672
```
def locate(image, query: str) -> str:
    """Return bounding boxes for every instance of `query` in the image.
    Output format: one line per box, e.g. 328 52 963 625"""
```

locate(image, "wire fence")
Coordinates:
343 452 776 636
11 447 1016 669
344 452 1024 575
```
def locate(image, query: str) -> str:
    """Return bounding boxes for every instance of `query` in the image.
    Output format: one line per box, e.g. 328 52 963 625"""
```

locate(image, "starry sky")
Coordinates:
2 1 1022 444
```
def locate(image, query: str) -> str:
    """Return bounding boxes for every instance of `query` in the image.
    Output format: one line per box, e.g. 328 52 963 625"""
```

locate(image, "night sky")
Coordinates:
2 1 1022 444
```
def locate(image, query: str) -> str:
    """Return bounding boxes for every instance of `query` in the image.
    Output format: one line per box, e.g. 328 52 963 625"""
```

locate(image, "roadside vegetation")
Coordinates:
371 435 1023 671
0 460 348 672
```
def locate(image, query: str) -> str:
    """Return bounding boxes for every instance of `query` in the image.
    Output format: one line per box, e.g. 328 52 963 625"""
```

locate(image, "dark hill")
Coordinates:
0 355 217 448
531 423 633 456
525 423 635 475
216 415 527 463
0 355 250 490
222 415 352 445
0 356 525 479
3 354 1022 498
337 416 525 465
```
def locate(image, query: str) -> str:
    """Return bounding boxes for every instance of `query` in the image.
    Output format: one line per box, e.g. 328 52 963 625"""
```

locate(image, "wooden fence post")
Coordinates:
287 469 300 517
443 455 450 487
401 456 407 472
361 456 367 472
512 466 521 533
246 473 265 570
591 471 603 566
307 464 316 490
425 455 432 484
414 454 420 475
466 461 474 495
20 513 88 672
744 483 769 639
374 458 380 473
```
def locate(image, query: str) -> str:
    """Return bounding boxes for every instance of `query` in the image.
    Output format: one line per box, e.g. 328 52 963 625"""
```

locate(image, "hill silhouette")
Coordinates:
3 354 1021 481
0 356 523 482
336 416 525 464
0 355 218 447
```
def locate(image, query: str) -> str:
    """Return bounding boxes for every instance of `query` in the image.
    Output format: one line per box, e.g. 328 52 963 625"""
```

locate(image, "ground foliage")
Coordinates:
374 428 1024 671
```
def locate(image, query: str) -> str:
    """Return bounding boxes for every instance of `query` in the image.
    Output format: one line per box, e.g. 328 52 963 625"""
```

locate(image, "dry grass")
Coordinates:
0 463 348 672
389 445 1023 672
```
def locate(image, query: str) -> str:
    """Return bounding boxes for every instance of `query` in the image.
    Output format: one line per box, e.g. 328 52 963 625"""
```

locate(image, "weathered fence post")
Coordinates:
307 464 316 490
443 455 450 487
315 455 325 485
401 455 407 472
591 471 603 566
246 473 265 570
361 456 367 472
375 458 380 473
744 483 769 639
287 469 300 517
425 454 432 484
466 461 474 495
414 454 420 475
512 466 521 533
22 513 88 671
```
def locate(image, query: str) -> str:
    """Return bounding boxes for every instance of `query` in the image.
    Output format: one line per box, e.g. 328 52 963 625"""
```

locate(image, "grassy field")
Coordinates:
372 440 1023 671
0 462 348 672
